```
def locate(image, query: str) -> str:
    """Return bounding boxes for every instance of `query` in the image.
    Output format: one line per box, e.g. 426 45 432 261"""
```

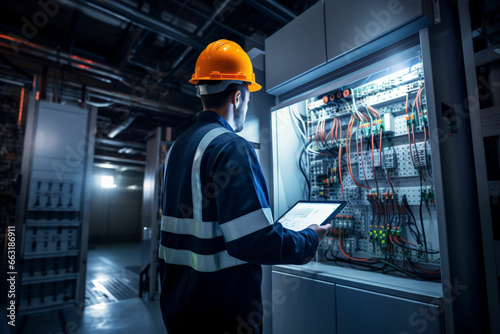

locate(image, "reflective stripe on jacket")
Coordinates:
159 110 318 333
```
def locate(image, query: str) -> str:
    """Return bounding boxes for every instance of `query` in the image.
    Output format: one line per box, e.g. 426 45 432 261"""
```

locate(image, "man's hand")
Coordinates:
306 224 330 243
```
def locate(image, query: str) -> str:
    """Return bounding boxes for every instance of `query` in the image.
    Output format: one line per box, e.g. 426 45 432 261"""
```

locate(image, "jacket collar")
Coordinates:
197 110 235 132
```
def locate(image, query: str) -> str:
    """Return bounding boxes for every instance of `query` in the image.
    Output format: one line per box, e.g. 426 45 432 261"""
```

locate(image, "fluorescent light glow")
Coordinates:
101 175 116 188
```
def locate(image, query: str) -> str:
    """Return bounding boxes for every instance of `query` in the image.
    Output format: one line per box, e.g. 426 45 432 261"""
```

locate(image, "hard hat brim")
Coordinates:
190 78 262 93
248 82 262 92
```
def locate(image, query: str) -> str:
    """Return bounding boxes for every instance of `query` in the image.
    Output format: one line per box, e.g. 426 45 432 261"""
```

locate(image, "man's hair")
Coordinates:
199 80 248 109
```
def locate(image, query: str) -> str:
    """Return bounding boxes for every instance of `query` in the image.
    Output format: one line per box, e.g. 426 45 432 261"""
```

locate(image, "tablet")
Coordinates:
276 200 347 232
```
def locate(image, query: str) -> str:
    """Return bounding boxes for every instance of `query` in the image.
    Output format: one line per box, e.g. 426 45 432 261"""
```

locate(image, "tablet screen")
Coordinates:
276 201 346 232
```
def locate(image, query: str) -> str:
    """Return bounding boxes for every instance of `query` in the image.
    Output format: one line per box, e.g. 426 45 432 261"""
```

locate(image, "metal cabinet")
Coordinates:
265 2 326 92
336 285 443 334
265 0 435 98
17 101 96 314
325 0 433 62
272 271 336 334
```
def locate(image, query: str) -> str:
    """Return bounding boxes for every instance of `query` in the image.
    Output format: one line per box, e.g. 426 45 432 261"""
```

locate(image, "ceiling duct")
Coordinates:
72 0 206 50
107 114 136 138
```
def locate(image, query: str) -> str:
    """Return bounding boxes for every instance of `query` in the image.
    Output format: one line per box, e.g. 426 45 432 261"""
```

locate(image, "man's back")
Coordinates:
158 39 329 334
160 110 269 333
159 110 320 333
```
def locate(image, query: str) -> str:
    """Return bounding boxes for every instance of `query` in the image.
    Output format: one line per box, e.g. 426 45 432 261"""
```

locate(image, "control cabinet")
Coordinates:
268 1 486 333
273 45 440 278
17 101 96 314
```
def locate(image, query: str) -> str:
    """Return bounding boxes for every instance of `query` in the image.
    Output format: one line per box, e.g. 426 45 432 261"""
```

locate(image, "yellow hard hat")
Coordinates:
189 39 262 94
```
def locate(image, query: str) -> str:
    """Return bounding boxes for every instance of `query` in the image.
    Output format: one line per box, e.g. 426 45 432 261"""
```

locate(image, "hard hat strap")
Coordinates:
196 80 244 97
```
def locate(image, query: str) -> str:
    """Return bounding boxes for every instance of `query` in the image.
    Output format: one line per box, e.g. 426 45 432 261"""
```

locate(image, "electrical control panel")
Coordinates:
273 47 441 280
18 102 93 314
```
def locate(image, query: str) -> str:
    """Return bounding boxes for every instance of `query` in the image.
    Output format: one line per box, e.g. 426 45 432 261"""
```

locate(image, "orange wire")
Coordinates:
338 118 344 200
339 229 371 262
379 127 383 167
327 118 335 144
411 262 440 274
367 105 380 119
339 145 344 200
405 93 409 115
371 131 378 191
347 116 369 189
335 118 338 140
398 236 417 247
325 120 330 143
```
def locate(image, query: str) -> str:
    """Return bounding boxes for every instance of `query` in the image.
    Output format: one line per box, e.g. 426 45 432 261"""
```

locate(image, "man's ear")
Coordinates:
231 90 241 107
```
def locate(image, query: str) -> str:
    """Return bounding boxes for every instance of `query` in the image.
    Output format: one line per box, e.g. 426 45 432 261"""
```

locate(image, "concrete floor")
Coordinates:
16 243 167 334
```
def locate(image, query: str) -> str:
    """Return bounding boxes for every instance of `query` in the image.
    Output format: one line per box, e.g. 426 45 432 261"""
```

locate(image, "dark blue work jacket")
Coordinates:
159 110 318 334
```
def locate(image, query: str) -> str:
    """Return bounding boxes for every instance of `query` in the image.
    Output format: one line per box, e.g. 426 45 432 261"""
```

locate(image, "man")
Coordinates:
159 39 329 334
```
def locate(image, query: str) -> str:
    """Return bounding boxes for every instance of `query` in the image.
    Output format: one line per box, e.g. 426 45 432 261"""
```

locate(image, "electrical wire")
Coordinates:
347 114 370 189
306 142 333 157
398 235 417 247
412 123 426 182
299 148 310 198
419 175 429 256
408 260 441 274
338 117 344 200
359 133 370 188
392 235 439 254
289 105 307 144
371 131 379 195
425 128 432 178
400 198 421 243
339 229 374 262
379 259 420 279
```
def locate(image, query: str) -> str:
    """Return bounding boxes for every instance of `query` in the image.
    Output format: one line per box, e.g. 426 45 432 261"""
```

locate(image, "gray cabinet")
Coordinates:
265 2 326 91
265 0 435 96
325 0 431 62
272 271 336 334
271 268 444 334
336 285 443 334
18 102 96 314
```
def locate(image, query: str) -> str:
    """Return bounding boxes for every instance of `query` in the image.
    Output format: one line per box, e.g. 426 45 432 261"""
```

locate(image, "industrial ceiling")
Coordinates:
0 0 316 165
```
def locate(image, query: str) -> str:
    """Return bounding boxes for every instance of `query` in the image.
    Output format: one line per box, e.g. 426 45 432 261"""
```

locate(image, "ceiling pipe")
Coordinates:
94 162 145 172
87 86 193 115
52 80 194 116
0 35 195 116
5 37 194 103
0 34 125 82
94 155 146 165
107 114 137 138
262 0 297 21
168 0 265 48
243 0 291 24
72 0 206 50
95 138 146 150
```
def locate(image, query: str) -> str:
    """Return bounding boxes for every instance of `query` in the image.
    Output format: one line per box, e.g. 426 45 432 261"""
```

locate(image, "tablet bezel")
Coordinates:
275 200 347 231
